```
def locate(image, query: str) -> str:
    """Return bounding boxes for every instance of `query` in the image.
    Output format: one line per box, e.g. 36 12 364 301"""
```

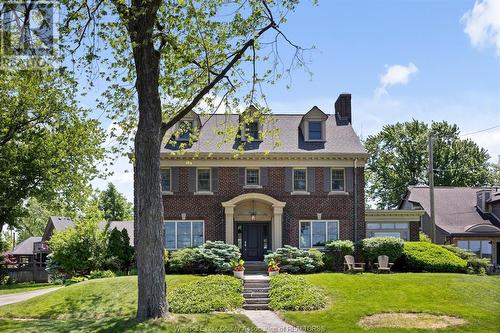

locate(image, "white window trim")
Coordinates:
330 168 346 192
299 220 340 249
177 120 194 142
307 120 324 141
246 121 262 141
161 168 172 194
366 222 409 240
164 220 205 250
293 168 308 192
245 168 260 186
196 167 212 193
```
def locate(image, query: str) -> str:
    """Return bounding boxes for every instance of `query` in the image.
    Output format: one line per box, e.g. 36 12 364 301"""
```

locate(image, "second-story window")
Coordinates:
247 122 259 140
179 121 193 141
197 168 211 192
331 169 345 191
308 121 322 140
293 168 307 192
246 168 260 186
161 169 171 192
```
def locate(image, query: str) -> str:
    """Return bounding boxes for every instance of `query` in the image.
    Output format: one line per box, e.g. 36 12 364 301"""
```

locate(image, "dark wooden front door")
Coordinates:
239 223 270 261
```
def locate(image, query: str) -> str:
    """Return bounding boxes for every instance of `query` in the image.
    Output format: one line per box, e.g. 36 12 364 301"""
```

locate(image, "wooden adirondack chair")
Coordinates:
344 255 365 273
375 255 393 273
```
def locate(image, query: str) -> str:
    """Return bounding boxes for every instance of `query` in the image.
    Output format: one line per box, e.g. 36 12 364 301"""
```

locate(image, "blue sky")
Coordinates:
91 0 500 201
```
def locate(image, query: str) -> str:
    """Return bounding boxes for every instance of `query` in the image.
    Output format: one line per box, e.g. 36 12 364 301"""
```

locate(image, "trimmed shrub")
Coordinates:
269 273 327 311
401 242 467 273
194 241 241 274
419 232 432 243
88 270 116 279
442 245 489 275
167 275 244 313
361 237 404 264
264 246 322 273
324 240 354 272
168 248 198 274
64 276 87 286
307 249 324 272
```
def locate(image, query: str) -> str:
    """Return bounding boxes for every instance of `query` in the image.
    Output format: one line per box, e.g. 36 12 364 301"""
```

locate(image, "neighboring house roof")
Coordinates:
9 237 42 256
98 221 134 246
404 186 500 235
42 216 74 241
162 113 367 156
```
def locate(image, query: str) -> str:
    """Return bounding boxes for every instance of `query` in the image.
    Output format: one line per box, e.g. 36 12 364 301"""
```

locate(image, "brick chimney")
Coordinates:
335 93 352 124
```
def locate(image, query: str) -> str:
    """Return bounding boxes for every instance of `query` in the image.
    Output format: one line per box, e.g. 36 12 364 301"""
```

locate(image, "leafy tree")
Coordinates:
366 120 492 208
98 183 133 222
56 0 310 318
0 70 106 232
106 227 135 272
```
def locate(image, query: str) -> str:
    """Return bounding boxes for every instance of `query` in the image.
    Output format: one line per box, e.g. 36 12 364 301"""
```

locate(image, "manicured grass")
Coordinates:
280 273 500 333
0 275 260 333
0 282 54 295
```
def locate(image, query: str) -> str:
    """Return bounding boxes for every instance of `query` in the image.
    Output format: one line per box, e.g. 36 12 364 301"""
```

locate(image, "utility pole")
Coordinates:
428 133 436 243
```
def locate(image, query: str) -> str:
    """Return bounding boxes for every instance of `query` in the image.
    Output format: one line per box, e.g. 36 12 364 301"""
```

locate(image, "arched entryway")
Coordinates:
222 193 285 260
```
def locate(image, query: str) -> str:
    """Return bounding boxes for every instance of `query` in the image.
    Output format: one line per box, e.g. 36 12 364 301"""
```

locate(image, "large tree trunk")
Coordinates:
132 13 167 319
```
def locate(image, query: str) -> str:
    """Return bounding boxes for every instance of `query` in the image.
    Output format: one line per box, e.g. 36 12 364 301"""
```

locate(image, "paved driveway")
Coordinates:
0 287 61 306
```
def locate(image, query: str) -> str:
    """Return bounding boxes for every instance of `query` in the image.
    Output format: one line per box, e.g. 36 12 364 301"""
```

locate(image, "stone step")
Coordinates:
244 282 269 289
243 292 269 298
244 287 270 293
243 303 269 310
244 298 270 305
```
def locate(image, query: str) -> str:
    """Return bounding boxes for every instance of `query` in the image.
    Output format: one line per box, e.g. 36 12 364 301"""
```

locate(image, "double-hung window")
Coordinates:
160 169 171 192
247 122 260 140
299 220 339 248
164 221 204 249
197 168 211 192
308 121 322 140
331 168 345 191
246 168 260 186
293 168 307 192
178 121 193 141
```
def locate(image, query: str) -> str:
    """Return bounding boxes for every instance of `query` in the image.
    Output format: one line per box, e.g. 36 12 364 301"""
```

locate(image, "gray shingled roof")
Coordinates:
162 114 367 155
49 216 74 231
99 221 134 246
9 237 41 256
406 186 498 234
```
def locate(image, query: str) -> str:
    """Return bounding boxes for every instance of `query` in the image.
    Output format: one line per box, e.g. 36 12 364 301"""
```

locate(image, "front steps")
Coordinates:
242 275 270 310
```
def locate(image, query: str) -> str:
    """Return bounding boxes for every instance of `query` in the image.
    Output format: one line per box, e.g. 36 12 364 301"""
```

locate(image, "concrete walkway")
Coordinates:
243 310 306 333
0 287 61 306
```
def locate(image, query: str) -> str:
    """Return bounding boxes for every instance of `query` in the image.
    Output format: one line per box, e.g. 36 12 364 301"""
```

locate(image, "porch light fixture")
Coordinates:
181 213 186 220
251 200 256 221
317 213 322 220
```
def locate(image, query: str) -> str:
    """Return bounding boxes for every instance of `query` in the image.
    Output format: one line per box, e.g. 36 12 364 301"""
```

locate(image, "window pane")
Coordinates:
179 121 193 140
331 169 344 191
400 231 409 241
161 170 170 192
457 240 468 250
192 222 204 247
394 223 409 229
247 122 259 140
366 223 381 230
327 222 338 241
197 169 211 191
373 232 401 239
469 240 481 256
312 221 326 247
165 222 176 249
293 169 307 191
300 222 311 248
246 169 259 185
481 241 492 258
177 222 191 248
380 223 396 229
308 121 322 140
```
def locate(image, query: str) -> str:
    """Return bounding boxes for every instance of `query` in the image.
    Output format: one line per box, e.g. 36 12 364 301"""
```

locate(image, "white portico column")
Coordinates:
272 204 285 250
224 205 235 245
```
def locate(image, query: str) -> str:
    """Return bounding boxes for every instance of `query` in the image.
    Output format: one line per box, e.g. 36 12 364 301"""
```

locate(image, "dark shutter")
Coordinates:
323 167 331 192
211 167 218 192
307 167 315 193
345 167 354 192
285 167 293 192
238 168 245 185
171 167 179 192
260 167 268 186
188 167 196 192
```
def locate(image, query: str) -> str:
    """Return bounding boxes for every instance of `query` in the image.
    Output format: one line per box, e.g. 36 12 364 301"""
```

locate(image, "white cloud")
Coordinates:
375 63 418 97
462 0 500 56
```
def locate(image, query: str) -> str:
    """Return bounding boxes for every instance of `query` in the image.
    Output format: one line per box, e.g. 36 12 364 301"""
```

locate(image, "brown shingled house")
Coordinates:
401 186 500 268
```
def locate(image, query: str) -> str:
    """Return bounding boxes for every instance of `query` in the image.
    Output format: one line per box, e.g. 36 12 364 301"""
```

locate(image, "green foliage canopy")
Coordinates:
98 183 133 222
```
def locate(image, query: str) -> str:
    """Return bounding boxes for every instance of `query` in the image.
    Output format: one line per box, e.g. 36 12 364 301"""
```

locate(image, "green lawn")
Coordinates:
279 273 500 333
0 275 259 333
0 282 54 295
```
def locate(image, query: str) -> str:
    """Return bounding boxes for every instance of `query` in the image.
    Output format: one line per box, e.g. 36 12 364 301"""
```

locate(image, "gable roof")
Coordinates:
9 237 42 256
405 186 500 235
42 216 74 241
162 113 366 156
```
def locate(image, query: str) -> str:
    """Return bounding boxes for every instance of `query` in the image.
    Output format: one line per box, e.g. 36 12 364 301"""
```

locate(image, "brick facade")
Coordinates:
163 166 366 246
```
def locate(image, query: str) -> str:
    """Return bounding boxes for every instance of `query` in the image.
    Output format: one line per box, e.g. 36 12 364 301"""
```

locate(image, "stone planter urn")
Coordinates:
233 269 244 279
268 269 279 277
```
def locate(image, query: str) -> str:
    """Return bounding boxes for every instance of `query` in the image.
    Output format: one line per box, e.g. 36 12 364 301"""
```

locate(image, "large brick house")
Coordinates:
160 94 422 260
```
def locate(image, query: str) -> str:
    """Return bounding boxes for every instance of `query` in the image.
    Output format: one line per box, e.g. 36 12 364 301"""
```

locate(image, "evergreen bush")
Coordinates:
361 237 404 264
401 242 467 273
324 240 354 271
264 245 322 273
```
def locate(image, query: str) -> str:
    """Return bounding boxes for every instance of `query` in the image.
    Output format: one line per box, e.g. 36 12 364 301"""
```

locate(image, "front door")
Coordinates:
238 223 270 261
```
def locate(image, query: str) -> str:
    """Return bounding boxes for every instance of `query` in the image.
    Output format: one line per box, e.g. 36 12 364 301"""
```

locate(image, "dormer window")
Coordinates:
247 122 260 140
308 121 322 140
178 121 193 141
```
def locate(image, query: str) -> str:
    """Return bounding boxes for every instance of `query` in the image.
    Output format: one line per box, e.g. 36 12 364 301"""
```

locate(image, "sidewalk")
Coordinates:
0 287 61 306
